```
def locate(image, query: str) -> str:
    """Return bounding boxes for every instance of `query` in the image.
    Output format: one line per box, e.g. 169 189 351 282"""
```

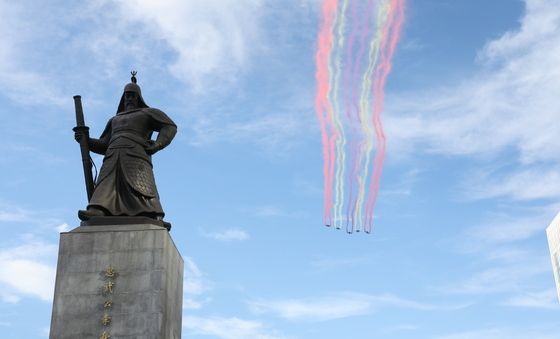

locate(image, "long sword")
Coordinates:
72 95 95 201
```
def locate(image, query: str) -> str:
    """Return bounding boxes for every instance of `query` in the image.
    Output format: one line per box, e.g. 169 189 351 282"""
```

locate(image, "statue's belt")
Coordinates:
109 132 150 147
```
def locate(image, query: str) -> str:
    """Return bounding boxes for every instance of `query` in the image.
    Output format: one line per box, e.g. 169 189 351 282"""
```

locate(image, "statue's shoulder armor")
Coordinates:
145 107 176 127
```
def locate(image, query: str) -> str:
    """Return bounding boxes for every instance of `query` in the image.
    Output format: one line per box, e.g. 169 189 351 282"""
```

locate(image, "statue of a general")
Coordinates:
74 74 177 226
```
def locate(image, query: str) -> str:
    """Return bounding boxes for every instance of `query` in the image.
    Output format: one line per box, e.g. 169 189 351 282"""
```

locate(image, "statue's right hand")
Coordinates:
74 131 85 143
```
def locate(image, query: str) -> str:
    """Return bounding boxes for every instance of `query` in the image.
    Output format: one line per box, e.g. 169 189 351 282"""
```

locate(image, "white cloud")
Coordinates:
504 288 559 309
55 223 71 233
248 293 448 321
0 2 65 105
385 0 560 200
183 257 213 311
0 0 268 106
183 316 288 339
112 0 263 91
183 297 211 310
0 291 20 304
485 247 532 262
447 205 556 305
0 240 57 302
0 201 42 224
441 260 550 296
253 205 306 218
0 210 30 223
249 295 370 321
467 215 548 245
184 257 211 295
437 327 560 339
189 110 308 154
309 256 367 271
202 228 249 241
0 202 70 235
255 206 286 217
465 169 560 201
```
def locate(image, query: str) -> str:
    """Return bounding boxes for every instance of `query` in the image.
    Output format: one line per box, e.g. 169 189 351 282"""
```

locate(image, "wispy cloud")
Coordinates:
504 288 560 309
466 214 548 245
254 205 306 218
113 0 264 91
465 168 560 201
55 223 71 233
183 298 211 310
0 201 68 231
441 258 550 296
309 256 368 272
445 204 556 305
248 293 460 321
0 240 57 302
183 257 213 310
62 0 316 155
0 2 66 106
436 326 560 339
0 210 31 223
0 0 268 106
189 109 310 154
255 206 286 217
456 203 559 256
184 257 211 295
183 316 288 339
0 200 42 223
385 0 560 201
202 228 249 242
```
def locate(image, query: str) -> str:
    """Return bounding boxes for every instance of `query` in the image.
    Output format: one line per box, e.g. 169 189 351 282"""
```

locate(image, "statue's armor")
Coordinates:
88 107 176 217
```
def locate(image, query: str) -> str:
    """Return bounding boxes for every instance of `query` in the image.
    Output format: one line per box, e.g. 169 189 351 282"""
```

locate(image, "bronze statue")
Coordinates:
74 73 177 229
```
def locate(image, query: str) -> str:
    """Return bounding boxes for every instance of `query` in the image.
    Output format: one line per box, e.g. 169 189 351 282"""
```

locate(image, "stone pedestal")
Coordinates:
50 224 183 339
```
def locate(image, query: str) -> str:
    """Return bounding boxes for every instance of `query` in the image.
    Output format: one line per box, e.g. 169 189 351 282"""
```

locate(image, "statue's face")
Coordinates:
124 91 139 110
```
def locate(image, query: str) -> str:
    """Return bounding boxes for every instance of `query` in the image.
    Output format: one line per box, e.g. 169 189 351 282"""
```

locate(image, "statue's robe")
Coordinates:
88 107 176 218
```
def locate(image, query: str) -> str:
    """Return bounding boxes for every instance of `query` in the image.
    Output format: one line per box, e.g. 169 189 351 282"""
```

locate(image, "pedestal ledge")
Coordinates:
81 216 172 231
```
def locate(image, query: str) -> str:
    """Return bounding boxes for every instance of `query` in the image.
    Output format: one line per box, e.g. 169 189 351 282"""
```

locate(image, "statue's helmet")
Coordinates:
117 72 149 113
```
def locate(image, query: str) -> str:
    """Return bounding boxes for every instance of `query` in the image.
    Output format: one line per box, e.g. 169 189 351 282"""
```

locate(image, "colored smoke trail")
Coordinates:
314 0 405 233
331 0 348 229
365 0 405 232
314 0 338 226
351 4 386 231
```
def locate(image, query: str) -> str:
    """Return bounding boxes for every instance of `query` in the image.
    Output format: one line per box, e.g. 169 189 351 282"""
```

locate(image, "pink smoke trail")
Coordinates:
365 0 405 232
315 0 338 226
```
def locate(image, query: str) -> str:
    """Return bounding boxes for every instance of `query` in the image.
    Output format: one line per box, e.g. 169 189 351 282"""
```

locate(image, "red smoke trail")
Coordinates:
315 0 338 226
365 0 405 232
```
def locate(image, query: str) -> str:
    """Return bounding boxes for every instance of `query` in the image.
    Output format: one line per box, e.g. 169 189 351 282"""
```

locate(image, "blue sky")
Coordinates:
1 0 560 338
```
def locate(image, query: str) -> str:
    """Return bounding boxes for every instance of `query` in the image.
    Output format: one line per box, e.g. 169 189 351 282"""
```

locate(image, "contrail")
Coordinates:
365 0 405 233
314 0 338 226
315 0 405 233
331 0 349 229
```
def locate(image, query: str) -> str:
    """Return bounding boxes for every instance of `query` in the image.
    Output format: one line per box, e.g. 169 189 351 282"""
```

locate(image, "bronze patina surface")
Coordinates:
74 73 176 229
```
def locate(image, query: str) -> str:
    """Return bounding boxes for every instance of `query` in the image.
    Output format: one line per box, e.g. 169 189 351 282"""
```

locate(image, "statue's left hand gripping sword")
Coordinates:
72 95 95 201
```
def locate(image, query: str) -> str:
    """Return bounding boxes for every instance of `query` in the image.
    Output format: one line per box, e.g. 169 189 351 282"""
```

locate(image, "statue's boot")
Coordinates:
78 207 106 220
